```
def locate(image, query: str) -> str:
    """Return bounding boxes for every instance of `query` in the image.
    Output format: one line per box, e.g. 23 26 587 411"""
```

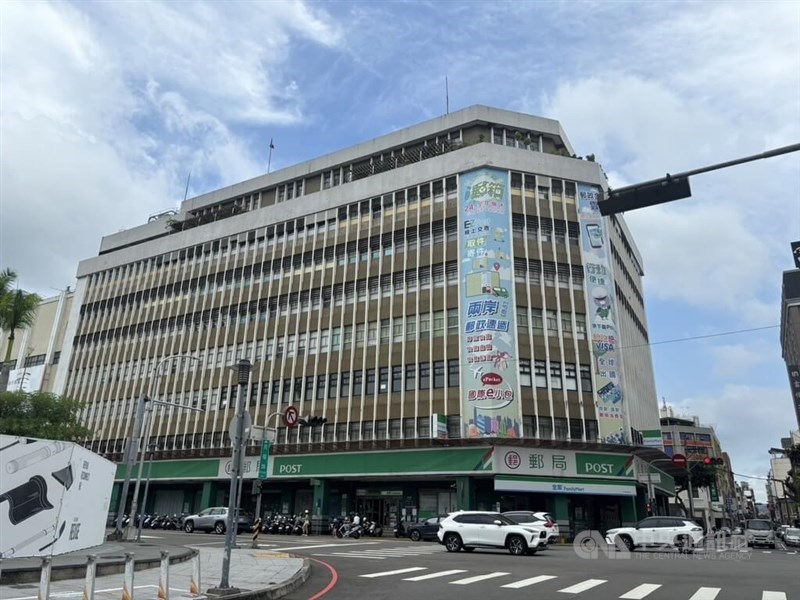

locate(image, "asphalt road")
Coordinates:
143 530 799 600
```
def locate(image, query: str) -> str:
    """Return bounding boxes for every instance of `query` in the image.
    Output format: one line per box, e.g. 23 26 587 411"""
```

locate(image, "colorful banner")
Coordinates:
577 184 628 444
458 168 521 439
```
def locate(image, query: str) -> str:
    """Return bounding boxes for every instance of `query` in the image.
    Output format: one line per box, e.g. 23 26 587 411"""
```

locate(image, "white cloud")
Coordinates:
706 341 776 379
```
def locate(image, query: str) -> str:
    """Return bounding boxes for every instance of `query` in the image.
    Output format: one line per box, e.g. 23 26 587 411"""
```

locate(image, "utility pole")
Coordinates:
214 359 251 592
112 394 147 540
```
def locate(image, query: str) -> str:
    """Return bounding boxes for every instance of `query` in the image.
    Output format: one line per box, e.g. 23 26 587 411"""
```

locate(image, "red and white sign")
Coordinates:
481 372 503 386
283 406 299 428
672 453 687 469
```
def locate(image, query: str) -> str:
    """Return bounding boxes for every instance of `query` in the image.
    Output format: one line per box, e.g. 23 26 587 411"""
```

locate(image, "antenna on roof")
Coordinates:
183 171 192 203
445 76 450 115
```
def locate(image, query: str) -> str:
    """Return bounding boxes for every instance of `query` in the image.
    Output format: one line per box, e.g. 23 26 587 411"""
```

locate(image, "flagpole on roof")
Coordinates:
267 138 274 174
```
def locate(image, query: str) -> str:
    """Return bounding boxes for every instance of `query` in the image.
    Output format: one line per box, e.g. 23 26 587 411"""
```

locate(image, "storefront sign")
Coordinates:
458 168 522 439
217 455 261 479
641 430 664 450
787 365 800 427
492 446 634 479
577 184 628 444
6 365 45 392
495 475 636 497
431 413 448 439
271 447 493 478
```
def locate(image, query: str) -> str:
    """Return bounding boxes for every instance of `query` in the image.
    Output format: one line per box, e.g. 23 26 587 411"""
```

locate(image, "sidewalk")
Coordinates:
0 544 308 600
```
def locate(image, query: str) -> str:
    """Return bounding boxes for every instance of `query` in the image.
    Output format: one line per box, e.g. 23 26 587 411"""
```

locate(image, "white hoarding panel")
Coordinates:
0 435 116 558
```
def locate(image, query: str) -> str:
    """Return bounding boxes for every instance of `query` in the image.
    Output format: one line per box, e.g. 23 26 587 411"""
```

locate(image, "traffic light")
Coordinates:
703 457 725 466
599 176 692 216
299 416 328 427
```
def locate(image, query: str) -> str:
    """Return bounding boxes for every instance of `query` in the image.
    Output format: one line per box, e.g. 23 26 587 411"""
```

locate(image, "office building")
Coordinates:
55 106 668 533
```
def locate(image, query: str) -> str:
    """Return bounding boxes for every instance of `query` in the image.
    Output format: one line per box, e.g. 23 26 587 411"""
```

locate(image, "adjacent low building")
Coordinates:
54 106 673 537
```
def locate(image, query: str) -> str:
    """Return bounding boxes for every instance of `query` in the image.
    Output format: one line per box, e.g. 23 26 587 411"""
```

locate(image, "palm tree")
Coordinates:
0 281 41 363
0 268 17 301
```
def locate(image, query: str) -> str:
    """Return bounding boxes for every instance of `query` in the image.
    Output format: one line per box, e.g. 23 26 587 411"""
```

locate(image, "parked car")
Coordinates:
783 527 800 547
406 515 449 541
604 516 705 553
777 524 790 540
502 511 559 544
181 507 253 534
744 519 776 548
732 526 743 535
436 511 548 556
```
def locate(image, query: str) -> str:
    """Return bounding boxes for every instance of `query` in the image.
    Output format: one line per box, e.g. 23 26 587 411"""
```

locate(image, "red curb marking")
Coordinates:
307 557 338 600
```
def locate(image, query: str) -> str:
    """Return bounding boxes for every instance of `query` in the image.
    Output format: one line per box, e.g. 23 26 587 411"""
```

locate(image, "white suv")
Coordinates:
437 511 548 555
605 517 705 552
503 511 560 544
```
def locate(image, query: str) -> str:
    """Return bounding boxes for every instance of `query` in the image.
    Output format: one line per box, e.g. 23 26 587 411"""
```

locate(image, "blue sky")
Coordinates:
2 1 799 500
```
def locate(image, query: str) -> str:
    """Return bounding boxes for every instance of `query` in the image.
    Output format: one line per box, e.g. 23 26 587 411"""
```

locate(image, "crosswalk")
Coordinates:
357 567 789 599
311 544 443 560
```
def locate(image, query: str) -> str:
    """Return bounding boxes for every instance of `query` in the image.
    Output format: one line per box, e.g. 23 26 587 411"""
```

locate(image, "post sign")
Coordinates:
672 453 687 469
258 440 270 479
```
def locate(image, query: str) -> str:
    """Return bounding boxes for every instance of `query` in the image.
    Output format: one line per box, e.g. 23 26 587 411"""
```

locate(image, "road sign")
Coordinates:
637 472 662 484
672 453 687 469
283 406 299 428
228 411 253 446
258 440 270 479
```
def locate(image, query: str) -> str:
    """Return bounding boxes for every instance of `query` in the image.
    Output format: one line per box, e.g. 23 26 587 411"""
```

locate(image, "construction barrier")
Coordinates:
83 555 98 600
157 550 169 600
189 553 201 596
38 557 52 600
122 553 134 600
251 518 261 549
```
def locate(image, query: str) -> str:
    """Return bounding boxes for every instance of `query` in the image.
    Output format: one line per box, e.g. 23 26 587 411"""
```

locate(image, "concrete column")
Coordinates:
110 482 122 513
553 495 570 541
200 481 214 510
312 479 329 517
455 476 474 510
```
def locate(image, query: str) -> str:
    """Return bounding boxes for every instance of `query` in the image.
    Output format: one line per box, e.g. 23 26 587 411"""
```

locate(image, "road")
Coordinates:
143 530 798 600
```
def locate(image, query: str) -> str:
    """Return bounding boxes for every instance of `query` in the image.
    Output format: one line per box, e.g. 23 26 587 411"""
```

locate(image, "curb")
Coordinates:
205 557 311 600
0 547 198 586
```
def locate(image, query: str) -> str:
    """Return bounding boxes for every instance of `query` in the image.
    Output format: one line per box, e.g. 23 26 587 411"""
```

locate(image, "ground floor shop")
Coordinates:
110 444 675 540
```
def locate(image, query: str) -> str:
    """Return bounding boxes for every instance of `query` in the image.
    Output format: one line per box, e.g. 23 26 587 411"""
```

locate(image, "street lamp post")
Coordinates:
216 359 251 592
111 393 147 539
126 354 199 541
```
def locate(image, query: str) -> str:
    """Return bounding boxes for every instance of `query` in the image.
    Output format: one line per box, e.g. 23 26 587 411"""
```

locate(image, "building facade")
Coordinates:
780 261 800 431
55 106 668 535
1 288 74 393
659 407 735 529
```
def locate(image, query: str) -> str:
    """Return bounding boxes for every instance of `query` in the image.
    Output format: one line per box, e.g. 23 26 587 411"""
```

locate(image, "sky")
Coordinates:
1 1 799 502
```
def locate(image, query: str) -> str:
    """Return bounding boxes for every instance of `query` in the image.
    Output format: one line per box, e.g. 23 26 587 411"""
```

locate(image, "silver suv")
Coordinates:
181 507 253 534
436 511 548 555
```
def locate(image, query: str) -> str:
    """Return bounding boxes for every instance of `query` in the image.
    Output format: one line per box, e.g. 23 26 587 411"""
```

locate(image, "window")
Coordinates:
340 372 351 397
379 367 389 393
448 359 459 387
516 306 528 330
405 364 416 391
316 375 326 400
554 418 568 440
538 416 553 439
419 363 430 390
534 360 547 387
519 359 532 387
447 309 459 335
531 309 544 336
549 362 562 389
391 366 403 393
575 313 587 340
328 374 338 399
564 363 578 391
545 309 558 335
365 369 376 395
353 370 363 396
580 365 592 392
433 361 445 388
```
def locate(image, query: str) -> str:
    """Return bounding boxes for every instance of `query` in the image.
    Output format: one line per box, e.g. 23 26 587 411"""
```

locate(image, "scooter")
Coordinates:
336 522 361 539
394 521 405 538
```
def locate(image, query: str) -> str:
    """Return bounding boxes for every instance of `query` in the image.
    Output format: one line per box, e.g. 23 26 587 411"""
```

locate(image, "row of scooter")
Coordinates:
119 513 183 530
329 516 384 539
259 514 308 535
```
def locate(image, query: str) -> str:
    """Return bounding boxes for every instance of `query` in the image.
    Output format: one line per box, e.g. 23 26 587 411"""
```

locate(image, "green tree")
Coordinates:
0 390 89 441
672 463 720 517
0 275 41 362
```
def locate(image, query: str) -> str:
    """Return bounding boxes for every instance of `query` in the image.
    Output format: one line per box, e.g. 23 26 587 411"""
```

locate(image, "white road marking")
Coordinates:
360 567 427 578
403 569 468 581
268 541 378 552
139 535 163 539
449 572 510 585
762 593 787 600
619 583 662 599
313 553 386 560
501 575 558 589
558 579 608 594
2 585 165 600
688 588 721 600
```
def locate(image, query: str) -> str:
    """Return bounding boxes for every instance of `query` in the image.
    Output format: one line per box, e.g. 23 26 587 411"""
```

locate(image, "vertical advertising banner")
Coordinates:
577 184 628 444
458 168 522 439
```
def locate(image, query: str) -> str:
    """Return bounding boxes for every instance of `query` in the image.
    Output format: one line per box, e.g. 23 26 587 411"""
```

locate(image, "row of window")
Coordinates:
91 414 600 453
71 301 591 387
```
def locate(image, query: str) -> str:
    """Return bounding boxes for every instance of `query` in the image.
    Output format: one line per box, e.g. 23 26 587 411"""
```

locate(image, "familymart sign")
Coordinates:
493 446 634 479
